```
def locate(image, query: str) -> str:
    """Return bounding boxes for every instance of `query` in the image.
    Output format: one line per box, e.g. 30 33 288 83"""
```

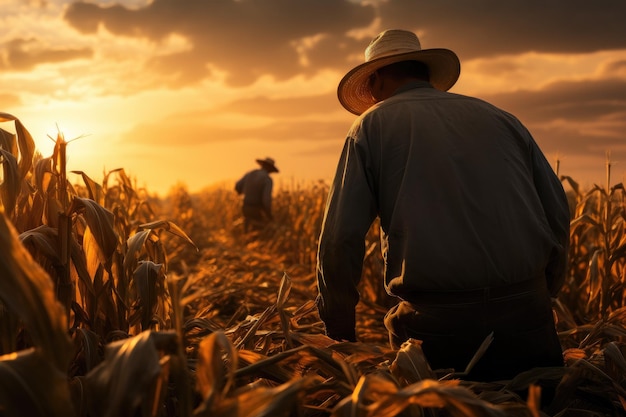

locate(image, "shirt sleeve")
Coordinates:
235 174 246 194
530 139 571 296
316 134 377 342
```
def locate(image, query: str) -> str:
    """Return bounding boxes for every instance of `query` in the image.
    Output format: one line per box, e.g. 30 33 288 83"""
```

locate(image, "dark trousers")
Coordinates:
242 205 268 232
384 279 563 381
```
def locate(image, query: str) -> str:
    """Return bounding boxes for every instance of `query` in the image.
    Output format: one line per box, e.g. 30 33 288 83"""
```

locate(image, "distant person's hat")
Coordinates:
256 157 279 173
337 29 461 115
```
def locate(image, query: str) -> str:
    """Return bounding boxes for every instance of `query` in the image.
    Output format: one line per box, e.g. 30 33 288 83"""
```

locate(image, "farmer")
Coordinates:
235 157 279 233
316 29 570 381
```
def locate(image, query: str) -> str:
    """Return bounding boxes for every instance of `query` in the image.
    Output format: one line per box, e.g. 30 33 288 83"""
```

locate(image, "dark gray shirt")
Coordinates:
235 168 273 215
316 81 570 340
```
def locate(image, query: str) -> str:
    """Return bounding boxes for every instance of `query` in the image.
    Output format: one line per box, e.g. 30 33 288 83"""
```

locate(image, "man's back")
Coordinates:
236 169 272 208
348 82 569 295
317 28 568 381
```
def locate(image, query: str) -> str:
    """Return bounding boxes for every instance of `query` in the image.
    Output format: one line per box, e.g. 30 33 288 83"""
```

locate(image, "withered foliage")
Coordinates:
0 113 625 416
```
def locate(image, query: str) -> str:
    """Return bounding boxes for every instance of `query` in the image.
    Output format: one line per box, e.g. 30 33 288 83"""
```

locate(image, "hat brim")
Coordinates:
256 159 279 173
337 48 460 115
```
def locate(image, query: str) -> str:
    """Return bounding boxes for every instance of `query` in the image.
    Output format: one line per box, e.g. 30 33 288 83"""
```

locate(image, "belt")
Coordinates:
405 278 545 305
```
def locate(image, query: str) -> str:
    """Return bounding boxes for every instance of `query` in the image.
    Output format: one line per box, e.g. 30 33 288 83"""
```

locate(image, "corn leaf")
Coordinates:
196 330 237 409
82 331 165 417
0 127 17 154
0 149 20 215
133 261 164 330
0 213 72 369
67 197 118 265
139 219 198 252
0 113 35 178
71 170 104 205
124 229 152 273
0 348 75 417
389 338 436 385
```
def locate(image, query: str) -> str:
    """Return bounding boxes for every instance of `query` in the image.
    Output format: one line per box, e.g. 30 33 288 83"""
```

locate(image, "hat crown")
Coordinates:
365 29 422 62
337 28 460 115
256 157 278 172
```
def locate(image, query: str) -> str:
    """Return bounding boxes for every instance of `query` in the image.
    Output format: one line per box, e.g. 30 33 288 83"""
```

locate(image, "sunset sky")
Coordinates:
2 0 626 196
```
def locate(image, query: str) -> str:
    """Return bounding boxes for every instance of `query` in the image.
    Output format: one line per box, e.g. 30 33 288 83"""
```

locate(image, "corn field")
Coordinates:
1 112 625 417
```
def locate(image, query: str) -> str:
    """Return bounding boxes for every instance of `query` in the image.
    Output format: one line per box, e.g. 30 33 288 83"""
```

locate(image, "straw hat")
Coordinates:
337 29 460 115
256 157 279 173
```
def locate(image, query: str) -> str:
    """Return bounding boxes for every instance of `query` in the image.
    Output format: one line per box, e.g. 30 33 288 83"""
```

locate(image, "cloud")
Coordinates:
0 38 92 71
377 0 626 58
63 0 374 86
602 59 626 77
4 0 626 191
61 0 626 88
488 77 626 123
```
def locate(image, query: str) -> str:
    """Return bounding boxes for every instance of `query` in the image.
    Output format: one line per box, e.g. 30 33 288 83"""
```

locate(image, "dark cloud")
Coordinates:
377 0 626 59
64 0 373 86
483 78 626 123
0 38 92 71
603 59 626 75
62 0 626 87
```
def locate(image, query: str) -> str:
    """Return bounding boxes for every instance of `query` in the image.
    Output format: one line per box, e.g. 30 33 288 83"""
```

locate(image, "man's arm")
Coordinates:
316 136 377 341
235 174 246 195
531 140 571 296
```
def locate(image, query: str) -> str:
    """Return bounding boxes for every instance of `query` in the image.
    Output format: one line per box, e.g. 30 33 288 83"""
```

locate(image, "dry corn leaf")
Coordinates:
82 331 165 417
0 127 16 153
71 328 102 375
139 219 198 252
0 113 35 179
19 224 61 262
600 341 626 385
196 330 237 408
71 170 104 205
0 149 20 215
389 338 436 385
0 213 72 369
563 347 587 364
133 261 165 330
0 348 75 417
32 156 55 195
125 229 151 273
372 379 513 417
211 375 317 417
276 272 293 347
67 197 118 266
235 346 306 383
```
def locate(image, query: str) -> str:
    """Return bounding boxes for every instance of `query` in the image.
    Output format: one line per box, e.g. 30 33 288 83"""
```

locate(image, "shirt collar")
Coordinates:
393 80 434 96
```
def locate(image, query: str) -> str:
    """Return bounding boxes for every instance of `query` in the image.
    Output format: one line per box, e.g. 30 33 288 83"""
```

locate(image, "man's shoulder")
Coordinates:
410 89 517 118
360 89 525 132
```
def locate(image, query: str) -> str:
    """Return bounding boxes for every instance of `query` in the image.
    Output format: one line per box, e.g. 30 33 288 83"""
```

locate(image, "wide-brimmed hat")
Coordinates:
338 29 460 115
256 157 279 173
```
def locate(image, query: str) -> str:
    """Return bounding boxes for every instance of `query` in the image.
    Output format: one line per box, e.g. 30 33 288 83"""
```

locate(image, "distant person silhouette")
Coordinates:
316 29 570 382
235 157 279 233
